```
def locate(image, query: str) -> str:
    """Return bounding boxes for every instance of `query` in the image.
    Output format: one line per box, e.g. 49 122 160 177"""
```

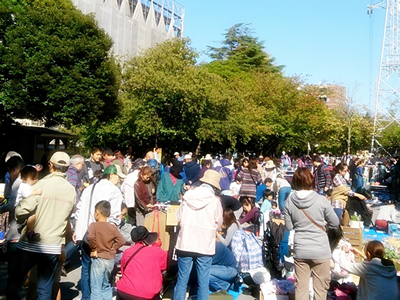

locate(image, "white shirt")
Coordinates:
121 170 139 208
15 182 32 207
75 179 123 241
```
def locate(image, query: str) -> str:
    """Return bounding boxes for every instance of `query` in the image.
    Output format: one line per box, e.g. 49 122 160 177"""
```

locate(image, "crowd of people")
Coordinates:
0 147 399 300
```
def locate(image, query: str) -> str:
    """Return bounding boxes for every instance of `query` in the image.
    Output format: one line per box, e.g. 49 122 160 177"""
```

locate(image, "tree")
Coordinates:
0 0 120 127
207 23 284 74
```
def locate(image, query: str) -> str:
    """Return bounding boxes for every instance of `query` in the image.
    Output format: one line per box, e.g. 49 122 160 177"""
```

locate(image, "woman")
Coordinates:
339 240 398 300
199 157 212 179
217 208 239 248
237 157 262 199
331 162 366 221
284 167 339 300
239 197 260 226
134 166 155 226
117 226 167 300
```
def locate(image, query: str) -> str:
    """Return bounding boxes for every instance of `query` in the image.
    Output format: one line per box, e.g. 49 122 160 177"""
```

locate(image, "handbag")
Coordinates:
151 208 162 247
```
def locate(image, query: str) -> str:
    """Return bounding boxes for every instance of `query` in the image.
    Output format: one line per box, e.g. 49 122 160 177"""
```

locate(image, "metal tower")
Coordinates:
368 0 400 154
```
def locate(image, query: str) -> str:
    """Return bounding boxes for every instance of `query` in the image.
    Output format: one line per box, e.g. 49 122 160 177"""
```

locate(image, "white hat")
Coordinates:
265 160 275 169
204 154 212 160
5 151 22 162
184 154 192 160
174 152 179 156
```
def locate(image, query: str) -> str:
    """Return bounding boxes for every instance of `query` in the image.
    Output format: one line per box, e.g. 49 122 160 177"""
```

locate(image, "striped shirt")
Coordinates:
237 168 262 199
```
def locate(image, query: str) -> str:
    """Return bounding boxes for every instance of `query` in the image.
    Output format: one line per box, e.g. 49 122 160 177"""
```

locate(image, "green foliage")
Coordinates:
384 247 399 260
0 0 120 127
207 23 284 74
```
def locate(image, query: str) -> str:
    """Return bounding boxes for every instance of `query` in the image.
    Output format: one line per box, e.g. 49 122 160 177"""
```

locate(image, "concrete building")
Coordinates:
72 0 185 59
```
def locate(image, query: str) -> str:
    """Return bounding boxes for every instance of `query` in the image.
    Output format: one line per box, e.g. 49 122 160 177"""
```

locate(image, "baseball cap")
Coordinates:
49 152 70 167
103 165 126 179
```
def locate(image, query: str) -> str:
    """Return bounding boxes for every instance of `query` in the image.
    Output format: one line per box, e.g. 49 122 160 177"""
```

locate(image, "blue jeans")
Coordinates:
7 248 59 300
90 257 114 300
174 252 212 300
80 242 92 300
317 189 325 196
209 265 238 292
278 187 291 212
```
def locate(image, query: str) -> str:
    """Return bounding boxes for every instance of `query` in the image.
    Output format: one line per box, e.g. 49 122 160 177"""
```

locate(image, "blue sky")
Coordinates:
177 0 385 110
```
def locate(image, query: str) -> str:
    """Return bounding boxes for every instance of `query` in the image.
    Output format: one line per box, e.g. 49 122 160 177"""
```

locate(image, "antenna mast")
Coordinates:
369 0 400 154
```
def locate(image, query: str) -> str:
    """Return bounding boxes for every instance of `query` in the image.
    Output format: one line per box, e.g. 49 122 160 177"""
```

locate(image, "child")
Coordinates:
16 165 41 240
260 189 275 215
269 201 282 219
229 177 242 198
87 201 126 299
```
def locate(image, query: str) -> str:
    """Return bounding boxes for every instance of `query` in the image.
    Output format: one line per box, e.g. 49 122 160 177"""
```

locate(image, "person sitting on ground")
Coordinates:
87 201 125 299
339 240 398 300
375 201 397 232
117 226 167 300
209 242 239 292
217 208 240 248
239 197 260 227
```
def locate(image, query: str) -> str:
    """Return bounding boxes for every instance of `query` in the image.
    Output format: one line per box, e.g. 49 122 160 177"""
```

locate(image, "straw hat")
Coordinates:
204 154 212 160
200 170 221 190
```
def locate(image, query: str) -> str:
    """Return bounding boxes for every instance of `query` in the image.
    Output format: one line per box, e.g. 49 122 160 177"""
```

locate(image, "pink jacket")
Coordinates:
176 186 223 255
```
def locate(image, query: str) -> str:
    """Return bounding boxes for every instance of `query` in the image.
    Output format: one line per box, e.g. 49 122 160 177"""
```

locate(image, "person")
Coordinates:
229 177 242 198
284 167 339 300
65 154 85 200
199 155 212 179
260 189 275 216
73 164 125 300
236 157 262 199
15 165 41 240
103 147 128 175
281 151 291 170
209 242 238 292
183 154 201 185
216 208 240 248
117 226 167 300
9 152 76 299
239 197 260 226
220 195 243 220
87 200 125 299
353 158 365 193
275 174 292 212
214 155 234 193
174 151 183 162
313 155 332 195
339 240 398 300
375 202 397 232
174 169 223 300
156 160 185 202
121 158 146 225
145 151 165 190
331 162 366 221
134 166 156 226
262 159 277 182
79 146 104 186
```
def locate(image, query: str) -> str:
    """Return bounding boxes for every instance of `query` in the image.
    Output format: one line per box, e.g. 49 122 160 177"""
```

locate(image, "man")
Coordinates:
157 160 185 202
313 155 332 195
174 151 183 162
73 165 126 300
174 170 223 300
182 154 201 185
9 152 75 299
209 242 238 292
144 151 165 189
65 154 85 199
214 154 234 193
78 146 104 186
103 147 127 175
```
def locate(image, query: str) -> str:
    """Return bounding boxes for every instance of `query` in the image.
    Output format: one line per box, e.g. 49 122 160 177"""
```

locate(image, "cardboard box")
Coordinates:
166 205 180 226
